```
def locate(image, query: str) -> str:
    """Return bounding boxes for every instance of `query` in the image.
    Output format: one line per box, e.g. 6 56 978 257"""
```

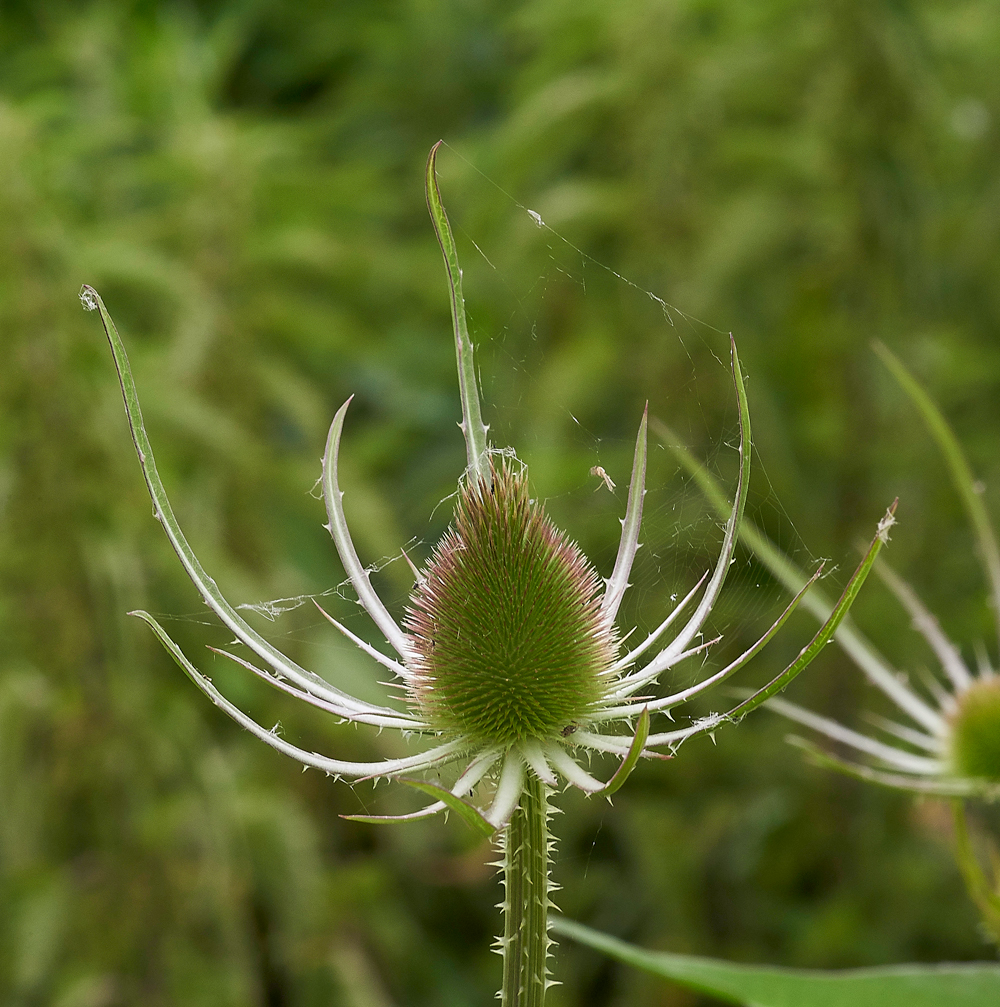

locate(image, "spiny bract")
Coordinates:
406 460 613 746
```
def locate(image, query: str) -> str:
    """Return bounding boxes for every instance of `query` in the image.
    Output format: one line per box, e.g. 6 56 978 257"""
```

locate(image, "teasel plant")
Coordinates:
658 342 1000 946
83 142 894 1006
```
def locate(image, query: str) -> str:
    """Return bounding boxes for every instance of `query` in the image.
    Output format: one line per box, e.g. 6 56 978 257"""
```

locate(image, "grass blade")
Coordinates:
599 707 650 796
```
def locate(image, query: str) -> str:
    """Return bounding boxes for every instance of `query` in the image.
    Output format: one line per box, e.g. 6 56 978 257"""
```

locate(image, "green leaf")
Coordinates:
341 805 445 826
599 707 649 796
552 917 1000 1007
400 779 496 837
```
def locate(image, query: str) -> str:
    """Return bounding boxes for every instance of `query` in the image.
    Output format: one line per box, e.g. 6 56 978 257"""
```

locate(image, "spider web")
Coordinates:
432 146 826 696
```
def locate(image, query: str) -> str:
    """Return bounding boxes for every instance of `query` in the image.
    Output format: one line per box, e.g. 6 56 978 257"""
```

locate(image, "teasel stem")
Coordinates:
501 774 553 1006
951 798 1000 944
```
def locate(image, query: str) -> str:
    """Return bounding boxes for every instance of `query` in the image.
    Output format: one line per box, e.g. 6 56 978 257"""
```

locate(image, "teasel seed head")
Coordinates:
405 459 615 747
949 678 1000 784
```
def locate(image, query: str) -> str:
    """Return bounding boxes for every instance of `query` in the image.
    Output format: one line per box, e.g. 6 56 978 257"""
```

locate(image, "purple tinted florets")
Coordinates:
405 461 615 746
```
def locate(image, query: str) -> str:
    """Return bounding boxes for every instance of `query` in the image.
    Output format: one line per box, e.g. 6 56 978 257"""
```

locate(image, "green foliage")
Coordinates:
425 141 492 486
554 917 1000 1007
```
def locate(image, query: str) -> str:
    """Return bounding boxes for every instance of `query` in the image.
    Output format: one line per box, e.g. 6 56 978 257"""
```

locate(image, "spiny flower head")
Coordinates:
950 679 1000 784
84 142 888 836
406 460 613 746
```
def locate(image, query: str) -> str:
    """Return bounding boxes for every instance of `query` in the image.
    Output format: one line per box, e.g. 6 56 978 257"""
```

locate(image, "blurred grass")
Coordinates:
1 1 999 1005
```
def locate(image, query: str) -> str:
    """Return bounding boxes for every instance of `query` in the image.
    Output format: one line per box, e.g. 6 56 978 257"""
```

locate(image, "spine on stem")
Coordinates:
500 774 554 1007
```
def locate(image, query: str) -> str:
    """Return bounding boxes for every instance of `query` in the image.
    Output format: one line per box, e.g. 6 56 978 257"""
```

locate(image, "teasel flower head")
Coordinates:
405 459 613 747
767 561 1000 802
82 144 890 837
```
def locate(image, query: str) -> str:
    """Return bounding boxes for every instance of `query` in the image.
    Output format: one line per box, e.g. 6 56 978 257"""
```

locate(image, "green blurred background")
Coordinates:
2 1 999 1004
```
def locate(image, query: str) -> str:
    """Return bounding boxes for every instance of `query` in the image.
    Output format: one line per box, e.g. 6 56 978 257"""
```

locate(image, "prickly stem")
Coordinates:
951 799 1000 944
501 774 552 1006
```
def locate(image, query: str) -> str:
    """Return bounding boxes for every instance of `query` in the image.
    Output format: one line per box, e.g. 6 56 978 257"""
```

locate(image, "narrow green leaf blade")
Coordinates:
599 707 650 796
664 337 752 659
401 778 496 837
342 805 445 825
553 917 1000 1007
